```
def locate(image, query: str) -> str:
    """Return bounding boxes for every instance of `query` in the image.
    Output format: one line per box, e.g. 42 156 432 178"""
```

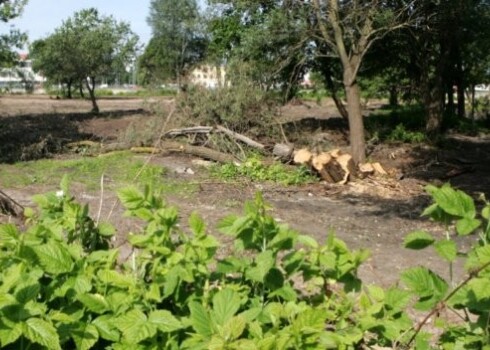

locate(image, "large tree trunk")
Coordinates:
456 57 465 118
66 80 73 99
344 81 366 164
85 77 99 114
425 85 444 134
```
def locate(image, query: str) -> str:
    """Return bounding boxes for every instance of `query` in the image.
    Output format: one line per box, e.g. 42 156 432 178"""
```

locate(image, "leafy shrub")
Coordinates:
0 180 489 349
211 156 316 185
388 124 426 143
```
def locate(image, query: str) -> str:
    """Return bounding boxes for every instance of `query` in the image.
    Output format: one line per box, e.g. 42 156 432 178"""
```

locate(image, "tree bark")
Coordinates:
345 81 366 164
85 77 99 113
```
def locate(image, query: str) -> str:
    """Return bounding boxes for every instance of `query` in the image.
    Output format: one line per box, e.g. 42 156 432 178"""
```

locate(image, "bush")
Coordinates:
0 180 489 349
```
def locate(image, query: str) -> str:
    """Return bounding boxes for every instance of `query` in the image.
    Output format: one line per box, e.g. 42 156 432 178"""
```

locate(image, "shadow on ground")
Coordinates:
0 109 149 163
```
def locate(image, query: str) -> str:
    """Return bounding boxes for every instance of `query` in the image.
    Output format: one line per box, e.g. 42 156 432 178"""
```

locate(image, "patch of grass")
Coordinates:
210 156 316 185
366 105 427 143
0 152 196 194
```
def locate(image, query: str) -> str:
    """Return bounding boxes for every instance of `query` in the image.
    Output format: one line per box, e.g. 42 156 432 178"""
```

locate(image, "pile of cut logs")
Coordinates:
292 148 387 184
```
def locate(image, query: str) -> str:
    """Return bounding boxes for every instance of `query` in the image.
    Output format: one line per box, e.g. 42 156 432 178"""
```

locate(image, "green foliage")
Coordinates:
30 8 138 111
139 0 206 86
2 179 490 348
403 183 490 348
211 156 316 185
0 0 27 66
387 124 426 143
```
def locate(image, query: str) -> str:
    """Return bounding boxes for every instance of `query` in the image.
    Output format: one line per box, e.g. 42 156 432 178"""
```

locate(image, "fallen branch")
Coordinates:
215 125 266 150
164 126 213 137
160 141 240 164
0 190 24 217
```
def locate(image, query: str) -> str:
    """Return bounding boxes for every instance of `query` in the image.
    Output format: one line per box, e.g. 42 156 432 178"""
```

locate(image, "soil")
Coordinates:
1 95 490 291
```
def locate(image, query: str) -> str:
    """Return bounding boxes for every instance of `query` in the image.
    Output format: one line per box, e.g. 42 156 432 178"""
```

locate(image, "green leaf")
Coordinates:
115 309 156 344
23 318 61 350
93 315 120 342
189 212 206 235
78 293 109 314
60 174 70 195
427 184 476 218
246 250 275 283
221 315 246 341
482 205 490 220
148 310 182 333
212 288 241 326
456 217 481 236
32 240 74 275
97 270 136 289
297 234 319 248
401 267 448 310
15 283 40 304
0 224 19 246
384 287 412 312
404 231 435 250
97 222 115 237
217 215 240 236
0 321 22 347
189 301 212 337
72 323 99 350
434 240 458 262
118 187 144 210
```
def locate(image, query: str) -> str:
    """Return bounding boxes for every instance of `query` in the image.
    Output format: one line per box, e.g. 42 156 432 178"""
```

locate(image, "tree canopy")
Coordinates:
138 0 207 87
0 0 27 66
30 8 138 112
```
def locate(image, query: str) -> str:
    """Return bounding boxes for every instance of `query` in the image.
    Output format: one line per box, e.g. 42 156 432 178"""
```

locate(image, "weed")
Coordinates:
210 156 316 185
387 124 426 143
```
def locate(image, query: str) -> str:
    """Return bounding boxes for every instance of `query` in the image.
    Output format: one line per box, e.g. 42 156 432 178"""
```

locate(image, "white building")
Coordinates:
188 65 227 89
0 53 46 92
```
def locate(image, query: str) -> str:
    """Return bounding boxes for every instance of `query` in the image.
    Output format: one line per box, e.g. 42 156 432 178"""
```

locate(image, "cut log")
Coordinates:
323 159 346 183
358 163 375 178
329 148 342 158
336 154 357 182
273 143 294 160
311 153 332 171
372 162 388 175
160 141 239 164
216 125 266 150
293 148 313 165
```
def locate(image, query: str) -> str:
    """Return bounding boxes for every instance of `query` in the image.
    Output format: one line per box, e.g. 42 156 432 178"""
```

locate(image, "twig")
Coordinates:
96 174 104 225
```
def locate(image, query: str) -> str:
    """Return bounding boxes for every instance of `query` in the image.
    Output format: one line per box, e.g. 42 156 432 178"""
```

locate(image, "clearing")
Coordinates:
1 95 490 287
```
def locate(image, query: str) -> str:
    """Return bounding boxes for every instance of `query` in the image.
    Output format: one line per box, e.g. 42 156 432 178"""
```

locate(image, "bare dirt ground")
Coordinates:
1 95 490 289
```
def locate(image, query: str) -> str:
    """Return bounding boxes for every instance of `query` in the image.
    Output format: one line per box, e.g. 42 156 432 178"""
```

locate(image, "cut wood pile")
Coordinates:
292 148 388 184
66 124 390 185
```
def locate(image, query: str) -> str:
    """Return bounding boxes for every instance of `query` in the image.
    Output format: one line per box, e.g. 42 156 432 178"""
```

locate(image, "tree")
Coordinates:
0 0 27 67
140 0 206 87
311 0 412 164
30 8 138 112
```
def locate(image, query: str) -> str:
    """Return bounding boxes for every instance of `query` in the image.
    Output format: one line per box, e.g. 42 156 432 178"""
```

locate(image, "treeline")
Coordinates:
140 0 490 163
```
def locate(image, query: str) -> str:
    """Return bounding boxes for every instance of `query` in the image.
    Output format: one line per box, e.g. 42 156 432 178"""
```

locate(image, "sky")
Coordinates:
3 0 154 49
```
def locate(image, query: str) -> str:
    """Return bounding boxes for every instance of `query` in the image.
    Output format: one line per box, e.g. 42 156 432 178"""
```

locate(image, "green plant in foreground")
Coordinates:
0 181 489 349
